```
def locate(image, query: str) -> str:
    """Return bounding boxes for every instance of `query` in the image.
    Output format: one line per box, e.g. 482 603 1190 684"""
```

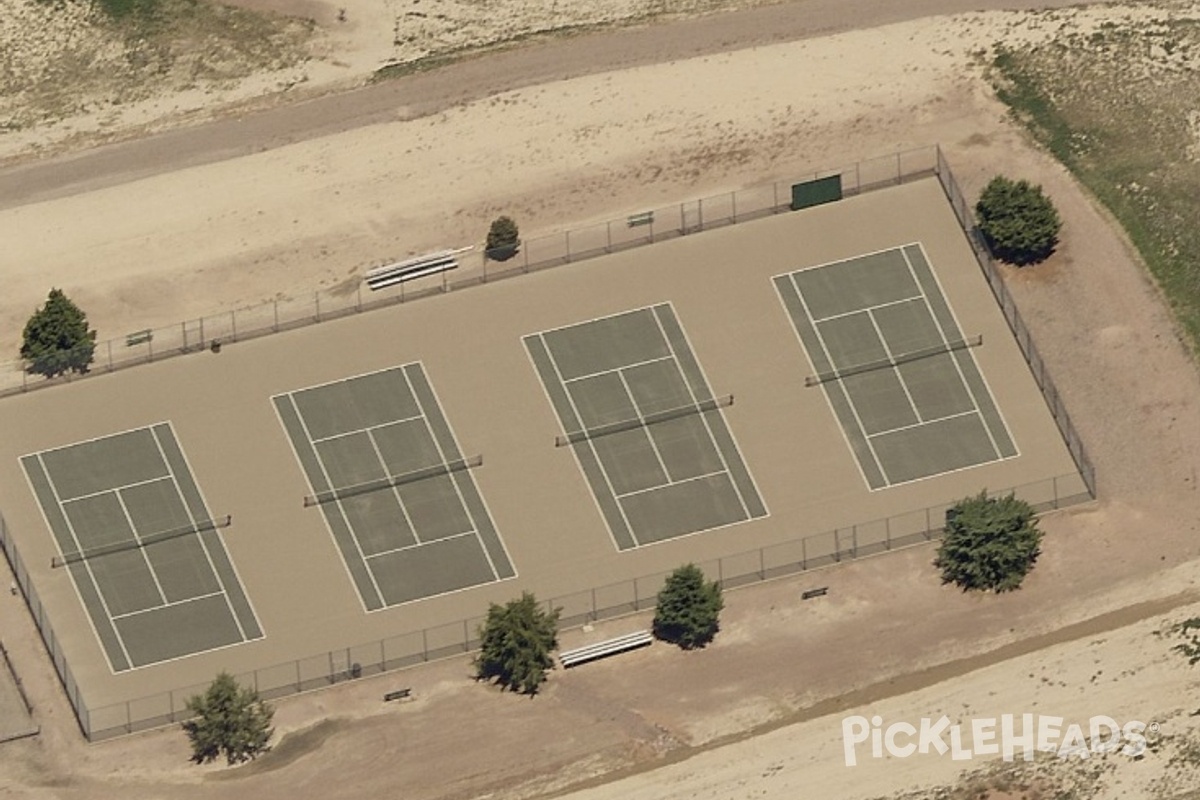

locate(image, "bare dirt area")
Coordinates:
3 2 1200 800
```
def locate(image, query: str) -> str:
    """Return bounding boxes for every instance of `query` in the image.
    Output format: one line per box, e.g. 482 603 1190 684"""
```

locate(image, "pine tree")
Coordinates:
20 289 97 378
475 592 559 694
653 564 724 649
934 491 1043 592
975 176 1062 266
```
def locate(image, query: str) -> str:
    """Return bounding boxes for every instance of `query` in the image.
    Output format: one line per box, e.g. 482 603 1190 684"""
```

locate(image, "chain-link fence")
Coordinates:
0 146 941 399
1 467 1087 741
0 145 1096 742
934 148 1097 497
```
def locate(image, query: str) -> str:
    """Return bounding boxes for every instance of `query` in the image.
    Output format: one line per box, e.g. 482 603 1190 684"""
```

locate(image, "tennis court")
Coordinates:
524 303 767 549
273 363 515 611
20 424 262 672
774 243 1018 490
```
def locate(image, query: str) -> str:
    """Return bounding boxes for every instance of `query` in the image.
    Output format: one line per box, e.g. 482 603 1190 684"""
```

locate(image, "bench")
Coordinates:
125 329 153 347
627 211 655 228
366 250 461 291
559 630 653 669
802 587 829 600
383 687 412 702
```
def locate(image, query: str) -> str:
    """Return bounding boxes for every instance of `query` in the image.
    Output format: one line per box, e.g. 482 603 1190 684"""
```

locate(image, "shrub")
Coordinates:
934 491 1043 592
975 176 1062 266
653 564 724 649
485 215 520 261
475 591 559 694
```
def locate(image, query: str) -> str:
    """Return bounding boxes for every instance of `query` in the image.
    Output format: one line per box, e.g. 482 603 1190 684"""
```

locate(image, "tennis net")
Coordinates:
805 335 982 387
555 394 734 447
51 515 232 568
303 454 483 507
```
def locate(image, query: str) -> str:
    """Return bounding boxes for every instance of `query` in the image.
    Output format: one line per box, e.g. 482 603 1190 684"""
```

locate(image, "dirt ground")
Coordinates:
3 1 1200 799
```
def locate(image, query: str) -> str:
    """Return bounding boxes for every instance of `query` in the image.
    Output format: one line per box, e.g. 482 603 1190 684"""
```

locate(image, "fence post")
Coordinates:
315 292 321 322
422 629 428 662
802 537 807 570
106 340 113 372
698 198 704 231
273 300 279 332
773 182 779 211
731 190 737 223
885 517 892 550
230 310 237 342
896 152 902 184
357 283 363 312
590 588 596 621
565 230 571 263
606 221 612 253
462 619 469 652
759 548 765 580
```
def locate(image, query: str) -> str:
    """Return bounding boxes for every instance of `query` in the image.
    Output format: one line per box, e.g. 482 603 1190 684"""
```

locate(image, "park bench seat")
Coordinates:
559 630 653 668
365 251 459 291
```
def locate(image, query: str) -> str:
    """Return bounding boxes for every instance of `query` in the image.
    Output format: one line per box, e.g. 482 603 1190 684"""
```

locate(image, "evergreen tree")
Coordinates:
975 176 1062 266
653 564 724 649
475 592 559 694
20 289 97 378
934 491 1043 592
485 215 520 261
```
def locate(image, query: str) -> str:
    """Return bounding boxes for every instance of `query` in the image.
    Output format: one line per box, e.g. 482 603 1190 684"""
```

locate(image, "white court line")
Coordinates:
788 274 892 486
906 242 1021 459
400 367 500 579
616 370 672 483
362 428 421 545
899 248 1002 460
530 304 665 338
308 412 425 445
162 421 266 642
865 307 924 423
113 489 167 606
61 475 172 506
563 355 675 384
285 393 388 611
36 453 136 669
650 305 752 518
866 409 980 439
25 424 165 460
615 470 729 500
810 295 923 324
109 590 226 621
149 426 248 642
410 362 517 583
364 530 476 562
538 332 640 547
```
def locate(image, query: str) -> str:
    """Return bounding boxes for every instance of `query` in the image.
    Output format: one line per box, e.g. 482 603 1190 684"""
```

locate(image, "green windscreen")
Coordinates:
791 174 843 211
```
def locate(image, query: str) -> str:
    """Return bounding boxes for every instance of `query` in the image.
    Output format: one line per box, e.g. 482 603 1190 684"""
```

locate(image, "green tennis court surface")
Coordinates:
775 244 1018 490
20 424 262 672
274 363 515 611
525 303 767 549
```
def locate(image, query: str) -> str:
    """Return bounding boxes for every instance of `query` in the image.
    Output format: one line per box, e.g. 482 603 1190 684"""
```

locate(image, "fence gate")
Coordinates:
329 648 350 682
680 200 702 235
182 319 204 352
